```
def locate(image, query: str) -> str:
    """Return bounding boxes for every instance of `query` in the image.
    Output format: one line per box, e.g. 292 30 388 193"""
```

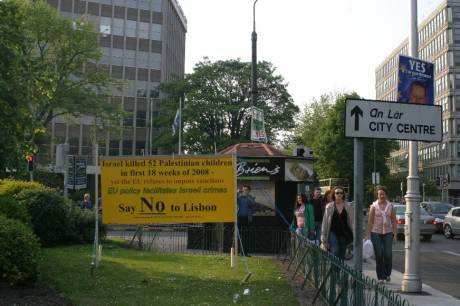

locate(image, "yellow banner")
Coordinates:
100 155 236 224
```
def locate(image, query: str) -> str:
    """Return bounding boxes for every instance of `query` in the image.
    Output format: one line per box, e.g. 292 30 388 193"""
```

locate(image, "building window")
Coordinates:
60 0 72 12
87 2 99 15
137 89 147 98
150 87 159 98
122 140 132 155
109 140 119 156
454 26 460 42
136 141 146 155
454 7 460 21
443 120 448 134
136 110 146 127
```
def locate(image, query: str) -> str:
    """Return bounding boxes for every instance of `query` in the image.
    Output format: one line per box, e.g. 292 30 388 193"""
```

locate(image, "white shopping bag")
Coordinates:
363 239 374 260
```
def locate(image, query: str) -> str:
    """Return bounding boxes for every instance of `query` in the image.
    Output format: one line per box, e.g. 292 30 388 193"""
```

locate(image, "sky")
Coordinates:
178 0 443 109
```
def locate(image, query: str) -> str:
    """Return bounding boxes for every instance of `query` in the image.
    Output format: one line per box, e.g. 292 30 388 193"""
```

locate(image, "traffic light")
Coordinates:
26 155 34 172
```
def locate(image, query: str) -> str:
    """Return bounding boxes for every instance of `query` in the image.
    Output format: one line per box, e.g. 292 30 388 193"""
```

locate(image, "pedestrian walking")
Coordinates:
311 187 326 245
79 193 93 209
366 185 397 283
320 186 354 260
290 194 315 239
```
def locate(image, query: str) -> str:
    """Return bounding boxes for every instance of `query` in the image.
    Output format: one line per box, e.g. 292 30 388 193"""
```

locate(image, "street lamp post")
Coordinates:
251 0 259 107
402 0 422 293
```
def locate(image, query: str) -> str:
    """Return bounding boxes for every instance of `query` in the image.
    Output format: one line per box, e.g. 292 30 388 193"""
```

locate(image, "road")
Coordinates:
391 233 460 299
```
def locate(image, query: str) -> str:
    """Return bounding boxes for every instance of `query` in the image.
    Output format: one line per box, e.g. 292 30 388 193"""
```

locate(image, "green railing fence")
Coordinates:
284 233 414 306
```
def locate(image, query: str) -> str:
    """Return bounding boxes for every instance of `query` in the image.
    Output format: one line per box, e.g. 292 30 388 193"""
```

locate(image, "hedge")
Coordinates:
0 215 40 286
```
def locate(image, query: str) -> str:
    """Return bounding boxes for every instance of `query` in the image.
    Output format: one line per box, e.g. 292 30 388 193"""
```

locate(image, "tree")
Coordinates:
297 92 399 200
292 92 336 148
0 0 30 174
0 0 122 175
159 58 299 153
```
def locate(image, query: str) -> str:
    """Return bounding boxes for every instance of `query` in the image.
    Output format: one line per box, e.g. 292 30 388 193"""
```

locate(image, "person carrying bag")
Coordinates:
366 186 397 283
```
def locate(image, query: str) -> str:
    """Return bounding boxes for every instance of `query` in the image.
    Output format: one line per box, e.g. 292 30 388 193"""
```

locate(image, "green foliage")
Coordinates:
0 215 40 286
0 195 31 225
158 58 299 153
14 170 64 190
294 92 399 198
0 0 30 176
18 189 74 246
0 0 123 176
0 179 52 198
292 92 335 147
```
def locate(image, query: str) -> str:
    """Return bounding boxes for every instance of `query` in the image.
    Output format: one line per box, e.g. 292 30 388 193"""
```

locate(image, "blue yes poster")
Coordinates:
397 55 434 105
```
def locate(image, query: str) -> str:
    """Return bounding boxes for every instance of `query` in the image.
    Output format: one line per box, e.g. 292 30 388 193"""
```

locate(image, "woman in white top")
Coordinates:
366 186 397 283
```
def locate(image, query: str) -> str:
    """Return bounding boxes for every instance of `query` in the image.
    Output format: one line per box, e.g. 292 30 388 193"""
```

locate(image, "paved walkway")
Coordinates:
361 258 460 306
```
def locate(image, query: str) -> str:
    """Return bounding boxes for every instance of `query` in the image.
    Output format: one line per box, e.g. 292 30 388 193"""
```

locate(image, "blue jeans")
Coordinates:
329 231 347 260
371 232 393 280
314 222 322 245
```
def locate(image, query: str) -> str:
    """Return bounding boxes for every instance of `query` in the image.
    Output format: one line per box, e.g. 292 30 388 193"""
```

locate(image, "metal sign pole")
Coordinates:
233 153 238 267
353 138 363 271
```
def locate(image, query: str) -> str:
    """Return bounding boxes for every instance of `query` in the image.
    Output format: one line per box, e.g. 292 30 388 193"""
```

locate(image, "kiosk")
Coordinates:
188 143 315 254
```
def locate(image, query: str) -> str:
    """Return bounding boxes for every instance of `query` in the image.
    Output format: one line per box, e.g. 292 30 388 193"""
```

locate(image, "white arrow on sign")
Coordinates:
345 99 442 142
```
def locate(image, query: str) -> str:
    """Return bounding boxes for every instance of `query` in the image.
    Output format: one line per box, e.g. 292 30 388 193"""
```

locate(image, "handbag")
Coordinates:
363 239 374 259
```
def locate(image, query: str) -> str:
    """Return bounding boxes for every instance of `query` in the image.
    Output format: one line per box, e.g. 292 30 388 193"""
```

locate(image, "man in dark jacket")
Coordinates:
237 185 255 256
310 187 325 245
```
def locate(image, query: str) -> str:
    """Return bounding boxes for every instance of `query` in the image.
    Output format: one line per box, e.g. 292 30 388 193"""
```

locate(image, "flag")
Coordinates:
172 108 180 135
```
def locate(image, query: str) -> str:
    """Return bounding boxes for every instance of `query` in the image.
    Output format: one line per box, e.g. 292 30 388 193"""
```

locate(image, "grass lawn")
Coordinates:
39 240 298 306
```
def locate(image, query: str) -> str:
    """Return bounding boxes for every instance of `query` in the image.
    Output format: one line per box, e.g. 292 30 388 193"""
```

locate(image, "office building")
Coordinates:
376 0 460 199
40 0 186 173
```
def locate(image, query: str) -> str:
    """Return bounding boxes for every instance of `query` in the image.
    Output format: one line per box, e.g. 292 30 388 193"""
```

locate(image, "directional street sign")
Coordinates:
345 99 442 142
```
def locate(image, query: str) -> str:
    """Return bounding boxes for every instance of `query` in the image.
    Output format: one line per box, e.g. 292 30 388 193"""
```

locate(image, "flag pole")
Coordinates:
178 97 182 155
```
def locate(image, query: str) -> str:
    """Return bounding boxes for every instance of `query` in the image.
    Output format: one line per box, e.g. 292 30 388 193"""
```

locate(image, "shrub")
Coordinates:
0 215 40 286
70 189 88 203
69 207 106 243
0 179 52 199
19 189 75 246
0 195 31 225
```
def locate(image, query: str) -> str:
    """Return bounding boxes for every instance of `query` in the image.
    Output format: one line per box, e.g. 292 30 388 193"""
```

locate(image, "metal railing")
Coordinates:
285 234 413 306
107 224 289 255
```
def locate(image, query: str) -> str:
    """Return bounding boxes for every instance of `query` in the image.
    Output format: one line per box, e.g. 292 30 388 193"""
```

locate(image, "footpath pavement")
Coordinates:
361 258 460 306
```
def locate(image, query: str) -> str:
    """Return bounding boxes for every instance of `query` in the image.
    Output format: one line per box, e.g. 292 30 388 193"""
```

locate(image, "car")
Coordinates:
443 206 460 238
420 201 454 232
393 204 436 241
